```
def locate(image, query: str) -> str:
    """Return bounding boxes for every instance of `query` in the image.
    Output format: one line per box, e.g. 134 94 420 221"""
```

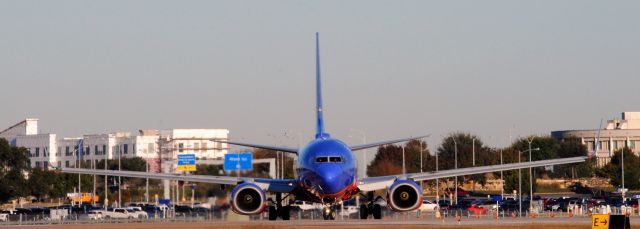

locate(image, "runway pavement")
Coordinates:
2 217 630 229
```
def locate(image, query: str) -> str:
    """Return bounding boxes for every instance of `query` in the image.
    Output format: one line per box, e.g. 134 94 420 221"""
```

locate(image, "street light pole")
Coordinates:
402 146 406 174
518 150 522 217
452 136 458 205
528 139 533 214
500 149 503 200
436 138 439 203
472 138 476 167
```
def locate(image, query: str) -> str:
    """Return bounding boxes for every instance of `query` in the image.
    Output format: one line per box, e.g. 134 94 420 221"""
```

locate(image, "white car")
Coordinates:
419 200 439 212
0 213 8 222
87 211 103 220
103 208 136 219
125 207 148 219
338 206 359 216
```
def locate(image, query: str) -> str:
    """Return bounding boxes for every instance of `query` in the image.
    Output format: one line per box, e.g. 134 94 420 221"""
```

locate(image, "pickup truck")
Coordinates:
101 208 137 219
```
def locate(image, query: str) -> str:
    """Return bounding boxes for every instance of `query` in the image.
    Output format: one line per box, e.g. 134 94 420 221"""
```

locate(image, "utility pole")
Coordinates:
518 150 522 218
500 149 503 200
402 146 406 174
104 145 108 210
452 136 458 205
472 137 476 167
436 136 439 203
622 145 625 200
528 138 533 215
118 145 121 208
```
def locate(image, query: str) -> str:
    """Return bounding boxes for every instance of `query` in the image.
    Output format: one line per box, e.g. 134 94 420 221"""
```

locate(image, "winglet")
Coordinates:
315 32 330 139
591 119 603 160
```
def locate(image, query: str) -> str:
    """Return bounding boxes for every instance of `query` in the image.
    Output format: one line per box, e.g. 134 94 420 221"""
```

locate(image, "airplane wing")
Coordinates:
211 140 299 155
357 156 586 192
349 134 431 151
61 167 297 193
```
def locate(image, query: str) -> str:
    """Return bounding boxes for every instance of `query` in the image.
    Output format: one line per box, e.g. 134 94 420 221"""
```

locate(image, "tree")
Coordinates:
597 147 640 189
0 138 30 203
436 133 496 188
553 137 594 178
367 140 429 177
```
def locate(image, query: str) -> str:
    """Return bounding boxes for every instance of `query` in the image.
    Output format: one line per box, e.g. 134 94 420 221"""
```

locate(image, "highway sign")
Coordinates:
177 153 196 171
592 214 609 229
224 152 253 171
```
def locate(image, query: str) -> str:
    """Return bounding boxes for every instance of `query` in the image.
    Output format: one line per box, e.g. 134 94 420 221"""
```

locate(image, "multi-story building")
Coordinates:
551 112 640 167
0 118 229 172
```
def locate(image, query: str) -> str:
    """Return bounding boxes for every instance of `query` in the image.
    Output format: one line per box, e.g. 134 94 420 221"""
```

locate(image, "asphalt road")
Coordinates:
3 217 636 229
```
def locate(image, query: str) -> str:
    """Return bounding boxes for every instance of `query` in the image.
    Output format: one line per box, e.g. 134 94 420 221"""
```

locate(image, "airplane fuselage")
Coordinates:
296 138 358 203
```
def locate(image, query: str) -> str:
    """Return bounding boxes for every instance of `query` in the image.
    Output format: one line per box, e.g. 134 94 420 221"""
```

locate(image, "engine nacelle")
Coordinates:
386 180 422 212
230 183 267 215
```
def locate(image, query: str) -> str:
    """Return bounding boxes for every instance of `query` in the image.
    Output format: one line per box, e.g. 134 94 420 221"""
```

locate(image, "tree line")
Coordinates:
367 133 639 193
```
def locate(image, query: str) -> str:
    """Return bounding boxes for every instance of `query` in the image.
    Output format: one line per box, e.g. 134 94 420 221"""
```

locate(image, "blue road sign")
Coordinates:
177 154 196 171
224 152 253 171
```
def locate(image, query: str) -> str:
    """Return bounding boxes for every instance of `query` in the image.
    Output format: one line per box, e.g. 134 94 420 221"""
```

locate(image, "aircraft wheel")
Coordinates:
280 206 290 220
322 206 335 220
372 204 382 219
359 204 369 219
268 206 278 220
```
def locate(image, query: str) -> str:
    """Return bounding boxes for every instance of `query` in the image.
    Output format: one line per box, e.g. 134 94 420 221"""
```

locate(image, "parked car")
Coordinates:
468 204 488 215
87 210 103 220
437 200 451 211
125 207 148 219
174 205 193 217
0 213 8 222
102 208 136 219
419 200 439 212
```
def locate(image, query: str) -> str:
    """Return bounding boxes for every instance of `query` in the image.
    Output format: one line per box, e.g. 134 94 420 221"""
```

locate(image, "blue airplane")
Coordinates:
63 33 586 220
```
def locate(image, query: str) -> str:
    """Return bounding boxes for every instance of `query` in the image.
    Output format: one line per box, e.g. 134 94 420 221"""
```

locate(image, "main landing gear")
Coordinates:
358 203 382 219
268 193 290 221
359 193 383 220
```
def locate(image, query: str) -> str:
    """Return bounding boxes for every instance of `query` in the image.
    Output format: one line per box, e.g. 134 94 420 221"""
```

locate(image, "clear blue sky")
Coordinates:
1 1 639 151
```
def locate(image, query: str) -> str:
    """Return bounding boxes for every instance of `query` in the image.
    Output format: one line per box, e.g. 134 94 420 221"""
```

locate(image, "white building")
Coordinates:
0 119 229 171
552 112 640 167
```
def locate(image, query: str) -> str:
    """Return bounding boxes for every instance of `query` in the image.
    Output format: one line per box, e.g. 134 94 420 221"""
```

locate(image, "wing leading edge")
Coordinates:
349 134 431 151
211 140 298 155
357 156 586 192
61 168 296 193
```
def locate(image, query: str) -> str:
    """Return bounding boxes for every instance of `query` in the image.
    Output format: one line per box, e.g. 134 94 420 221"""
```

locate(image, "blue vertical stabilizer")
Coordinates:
315 32 330 139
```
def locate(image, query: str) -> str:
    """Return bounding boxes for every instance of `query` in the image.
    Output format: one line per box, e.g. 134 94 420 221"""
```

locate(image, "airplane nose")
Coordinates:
317 169 351 194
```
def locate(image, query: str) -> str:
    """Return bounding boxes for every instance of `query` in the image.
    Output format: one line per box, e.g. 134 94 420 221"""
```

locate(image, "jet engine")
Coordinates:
230 183 267 215
386 180 422 212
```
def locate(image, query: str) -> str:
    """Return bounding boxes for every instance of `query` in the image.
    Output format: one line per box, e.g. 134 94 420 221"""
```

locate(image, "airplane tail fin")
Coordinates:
315 32 330 139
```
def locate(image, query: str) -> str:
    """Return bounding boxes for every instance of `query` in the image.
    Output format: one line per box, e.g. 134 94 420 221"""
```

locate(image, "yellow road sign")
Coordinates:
592 214 610 229
177 164 196 171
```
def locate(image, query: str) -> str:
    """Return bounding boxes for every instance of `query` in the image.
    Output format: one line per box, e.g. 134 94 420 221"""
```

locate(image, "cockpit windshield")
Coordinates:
315 156 343 163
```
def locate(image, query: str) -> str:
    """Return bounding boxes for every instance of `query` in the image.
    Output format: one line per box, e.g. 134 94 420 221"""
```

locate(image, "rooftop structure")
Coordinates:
552 112 640 167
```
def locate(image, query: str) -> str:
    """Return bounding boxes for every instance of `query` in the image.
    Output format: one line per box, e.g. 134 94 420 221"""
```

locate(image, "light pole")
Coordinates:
518 147 540 217
436 136 440 203
500 149 503 200
451 136 458 205
527 139 540 214
621 144 625 200
472 137 476 167
402 146 406 174
118 145 121 208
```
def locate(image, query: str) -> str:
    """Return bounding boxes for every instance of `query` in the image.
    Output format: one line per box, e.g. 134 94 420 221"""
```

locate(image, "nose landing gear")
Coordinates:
322 206 336 220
